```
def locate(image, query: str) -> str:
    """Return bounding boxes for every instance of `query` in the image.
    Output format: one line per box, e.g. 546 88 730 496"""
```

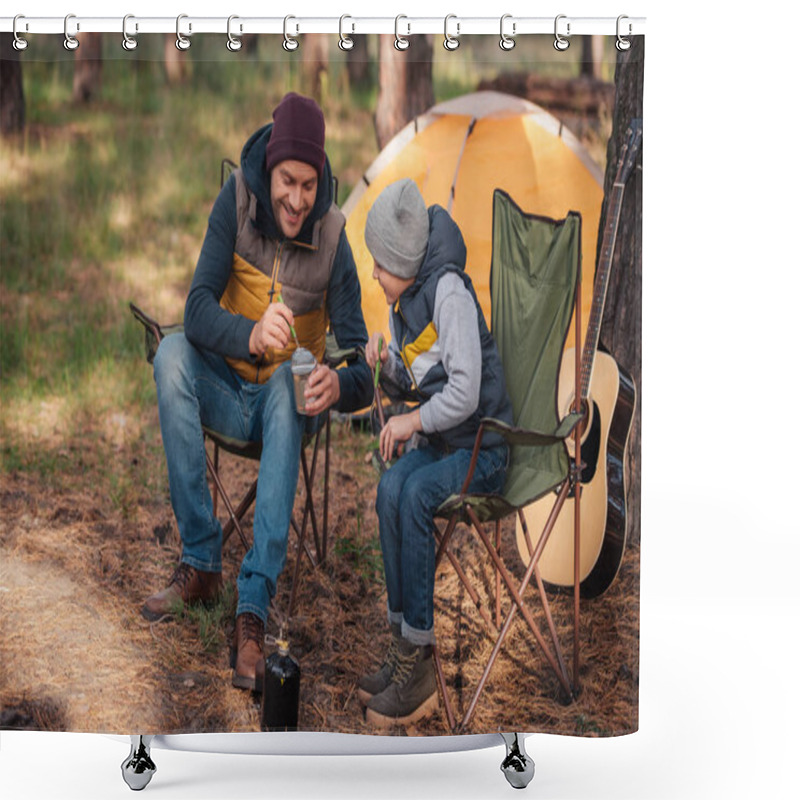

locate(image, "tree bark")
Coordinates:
580 36 606 79
163 36 188 85
598 36 644 547
72 32 103 103
374 35 434 150
0 33 26 136
478 72 614 117
302 33 330 103
345 36 372 89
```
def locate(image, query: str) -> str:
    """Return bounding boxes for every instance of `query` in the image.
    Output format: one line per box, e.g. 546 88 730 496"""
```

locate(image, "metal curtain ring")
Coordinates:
616 15 632 51
394 15 410 51
283 15 299 51
176 14 191 50
339 15 354 51
554 14 570 51
12 15 29 51
443 14 460 51
122 14 137 51
227 15 242 52
499 14 515 51
63 13 79 51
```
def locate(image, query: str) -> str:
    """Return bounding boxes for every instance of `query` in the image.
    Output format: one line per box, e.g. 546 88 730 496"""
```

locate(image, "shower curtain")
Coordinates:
0 21 643 741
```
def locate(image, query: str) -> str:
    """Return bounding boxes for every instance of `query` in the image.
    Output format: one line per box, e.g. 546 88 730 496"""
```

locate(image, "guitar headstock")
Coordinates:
616 119 643 185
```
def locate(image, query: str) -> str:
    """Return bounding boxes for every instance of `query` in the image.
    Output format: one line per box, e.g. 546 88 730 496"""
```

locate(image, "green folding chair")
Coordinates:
432 189 585 732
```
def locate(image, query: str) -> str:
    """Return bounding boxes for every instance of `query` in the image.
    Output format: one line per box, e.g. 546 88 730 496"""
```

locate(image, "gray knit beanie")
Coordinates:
364 179 429 279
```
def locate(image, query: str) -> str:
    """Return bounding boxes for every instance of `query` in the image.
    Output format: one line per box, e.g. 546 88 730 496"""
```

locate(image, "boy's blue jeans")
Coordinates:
375 442 508 646
153 333 316 623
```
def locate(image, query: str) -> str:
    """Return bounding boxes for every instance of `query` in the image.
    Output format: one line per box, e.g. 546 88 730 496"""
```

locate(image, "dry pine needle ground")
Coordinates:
0 420 638 738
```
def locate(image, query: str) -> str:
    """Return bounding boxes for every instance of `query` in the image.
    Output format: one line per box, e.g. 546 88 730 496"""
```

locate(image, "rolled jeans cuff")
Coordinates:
401 619 436 647
181 554 223 574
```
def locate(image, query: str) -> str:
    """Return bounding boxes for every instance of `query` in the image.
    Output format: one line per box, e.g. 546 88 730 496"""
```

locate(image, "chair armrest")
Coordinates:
129 303 184 364
479 411 583 447
455 411 584 497
323 332 362 368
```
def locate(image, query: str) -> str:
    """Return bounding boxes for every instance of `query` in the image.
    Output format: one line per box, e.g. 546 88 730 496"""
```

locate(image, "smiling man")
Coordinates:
142 93 372 692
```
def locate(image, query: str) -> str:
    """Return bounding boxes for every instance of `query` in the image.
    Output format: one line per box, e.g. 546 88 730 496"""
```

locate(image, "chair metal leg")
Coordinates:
121 735 156 791
466 506 572 697
432 644 457 732
499 733 535 789
323 412 331 562
434 520 497 634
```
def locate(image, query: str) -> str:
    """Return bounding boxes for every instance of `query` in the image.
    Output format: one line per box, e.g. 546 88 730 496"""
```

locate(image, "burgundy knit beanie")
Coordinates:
265 92 326 178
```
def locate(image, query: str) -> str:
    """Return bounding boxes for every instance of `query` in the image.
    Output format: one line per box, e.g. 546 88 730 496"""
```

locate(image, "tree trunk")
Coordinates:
374 35 434 150
580 36 606 79
345 36 372 89
598 36 644 547
0 33 26 136
302 33 330 103
72 32 103 103
163 36 188 85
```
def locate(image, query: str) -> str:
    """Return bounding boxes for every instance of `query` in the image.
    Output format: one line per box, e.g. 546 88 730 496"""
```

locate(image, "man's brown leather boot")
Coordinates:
232 612 265 691
141 562 222 623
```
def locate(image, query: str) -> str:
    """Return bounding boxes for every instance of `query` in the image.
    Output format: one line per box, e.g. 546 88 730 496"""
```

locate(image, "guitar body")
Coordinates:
516 348 635 599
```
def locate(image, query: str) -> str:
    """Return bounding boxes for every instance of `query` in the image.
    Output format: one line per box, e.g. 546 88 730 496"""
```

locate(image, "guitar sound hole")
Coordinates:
567 400 601 495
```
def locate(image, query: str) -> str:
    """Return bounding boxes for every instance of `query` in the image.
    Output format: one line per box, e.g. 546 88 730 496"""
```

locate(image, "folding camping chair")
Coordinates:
431 189 585 733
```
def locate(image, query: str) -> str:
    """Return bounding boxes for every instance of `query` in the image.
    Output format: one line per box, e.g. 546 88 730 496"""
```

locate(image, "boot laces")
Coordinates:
391 648 418 686
169 562 195 591
239 612 264 644
381 638 400 671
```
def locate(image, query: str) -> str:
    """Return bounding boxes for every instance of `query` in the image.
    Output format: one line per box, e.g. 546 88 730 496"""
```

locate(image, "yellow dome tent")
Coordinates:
342 91 604 346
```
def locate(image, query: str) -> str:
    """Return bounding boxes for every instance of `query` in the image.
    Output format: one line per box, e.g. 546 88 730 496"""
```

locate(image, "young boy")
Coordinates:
360 178 513 727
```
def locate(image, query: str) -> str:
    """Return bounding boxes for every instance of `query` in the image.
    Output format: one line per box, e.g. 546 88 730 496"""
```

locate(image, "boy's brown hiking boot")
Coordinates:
357 623 402 705
365 640 439 728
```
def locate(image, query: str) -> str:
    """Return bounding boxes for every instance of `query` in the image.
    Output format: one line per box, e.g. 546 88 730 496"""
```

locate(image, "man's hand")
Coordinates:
379 409 422 463
303 364 341 416
249 302 295 357
365 332 389 371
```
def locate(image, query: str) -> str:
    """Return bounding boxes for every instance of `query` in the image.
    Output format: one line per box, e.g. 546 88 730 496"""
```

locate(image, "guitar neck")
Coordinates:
579 181 626 402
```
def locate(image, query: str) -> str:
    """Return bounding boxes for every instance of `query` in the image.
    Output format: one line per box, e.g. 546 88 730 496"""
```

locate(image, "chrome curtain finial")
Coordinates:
121 735 157 791
500 733 535 790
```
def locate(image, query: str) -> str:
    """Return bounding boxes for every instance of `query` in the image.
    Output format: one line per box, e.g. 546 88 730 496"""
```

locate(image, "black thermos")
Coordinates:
259 638 300 731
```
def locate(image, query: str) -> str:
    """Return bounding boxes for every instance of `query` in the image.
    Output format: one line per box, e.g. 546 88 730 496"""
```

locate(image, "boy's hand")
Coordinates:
380 409 422 463
365 332 389 371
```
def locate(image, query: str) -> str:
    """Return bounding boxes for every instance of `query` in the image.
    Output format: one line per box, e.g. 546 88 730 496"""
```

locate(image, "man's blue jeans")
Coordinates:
153 333 315 624
375 443 508 646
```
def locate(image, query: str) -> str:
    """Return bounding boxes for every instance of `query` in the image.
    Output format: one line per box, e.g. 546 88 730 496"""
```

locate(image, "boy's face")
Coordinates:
372 262 414 305
270 160 318 240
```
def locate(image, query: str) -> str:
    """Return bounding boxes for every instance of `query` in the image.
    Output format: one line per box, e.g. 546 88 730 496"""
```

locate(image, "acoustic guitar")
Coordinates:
516 120 642 599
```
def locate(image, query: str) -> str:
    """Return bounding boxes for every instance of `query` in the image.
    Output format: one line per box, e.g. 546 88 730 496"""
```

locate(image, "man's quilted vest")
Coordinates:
220 168 345 383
